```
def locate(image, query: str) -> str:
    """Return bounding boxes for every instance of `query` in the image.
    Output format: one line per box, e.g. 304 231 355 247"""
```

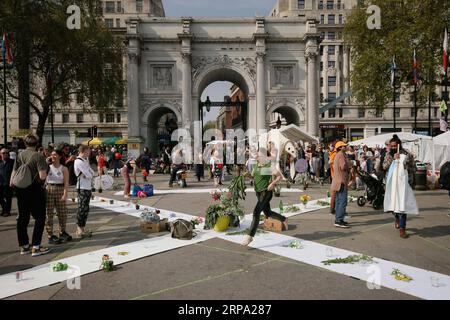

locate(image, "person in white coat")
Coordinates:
383 135 418 238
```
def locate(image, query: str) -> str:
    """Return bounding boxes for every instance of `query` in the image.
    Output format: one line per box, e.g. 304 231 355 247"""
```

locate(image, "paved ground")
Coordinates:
1 172 449 300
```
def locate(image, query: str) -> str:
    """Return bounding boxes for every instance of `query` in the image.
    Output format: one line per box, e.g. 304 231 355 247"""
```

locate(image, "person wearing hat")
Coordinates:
330 141 352 228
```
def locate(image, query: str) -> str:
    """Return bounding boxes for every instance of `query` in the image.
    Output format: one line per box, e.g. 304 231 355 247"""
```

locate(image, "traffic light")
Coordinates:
93 125 98 137
87 127 92 137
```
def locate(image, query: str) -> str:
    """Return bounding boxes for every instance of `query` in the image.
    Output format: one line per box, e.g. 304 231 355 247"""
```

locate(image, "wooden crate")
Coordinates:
263 218 287 232
140 218 168 233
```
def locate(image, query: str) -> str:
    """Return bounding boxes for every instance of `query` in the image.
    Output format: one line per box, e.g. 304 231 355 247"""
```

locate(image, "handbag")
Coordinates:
131 184 142 197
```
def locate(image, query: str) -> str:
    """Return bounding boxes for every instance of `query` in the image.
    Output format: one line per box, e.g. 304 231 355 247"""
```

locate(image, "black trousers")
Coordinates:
249 190 286 237
169 165 184 185
0 185 13 214
16 183 46 247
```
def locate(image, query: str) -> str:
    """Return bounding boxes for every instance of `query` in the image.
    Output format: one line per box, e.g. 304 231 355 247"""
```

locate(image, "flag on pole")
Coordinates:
440 100 447 113
1 33 14 66
390 55 396 87
443 28 448 72
413 50 419 85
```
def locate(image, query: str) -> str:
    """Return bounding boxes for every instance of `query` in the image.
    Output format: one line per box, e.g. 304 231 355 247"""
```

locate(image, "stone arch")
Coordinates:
266 99 305 127
193 63 255 97
142 101 182 154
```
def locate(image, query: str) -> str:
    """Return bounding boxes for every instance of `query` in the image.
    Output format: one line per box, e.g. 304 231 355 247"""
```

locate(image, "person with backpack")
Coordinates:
45 149 72 244
10 134 50 257
74 145 94 238
0 148 14 217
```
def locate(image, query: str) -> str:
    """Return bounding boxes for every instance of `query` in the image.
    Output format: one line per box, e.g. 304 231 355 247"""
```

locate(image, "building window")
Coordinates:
327 0 334 10
136 0 143 13
320 32 325 40
117 113 121 123
106 114 115 123
298 0 305 9
395 108 400 118
339 14 343 24
99 114 104 123
105 19 113 28
320 46 324 55
328 45 335 55
105 1 115 13
434 107 438 118
318 0 324 10
320 77 324 87
329 108 336 118
328 76 337 87
328 14 335 24
76 114 84 123
117 1 122 12
358 108 365 118
62 113 69 124
320 93 324 103
320 62 323 71
328 92 337 100
320 14 324 24
339 108 343 118
410 108 416 117
328 61 335 68
116 19 120 28
337 0 342 9
395 92 400 102
48 114 54 124
328 32 336 40
375 110 383 118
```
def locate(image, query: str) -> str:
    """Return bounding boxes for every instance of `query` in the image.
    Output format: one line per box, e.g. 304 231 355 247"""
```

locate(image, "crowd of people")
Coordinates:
0 130 436 256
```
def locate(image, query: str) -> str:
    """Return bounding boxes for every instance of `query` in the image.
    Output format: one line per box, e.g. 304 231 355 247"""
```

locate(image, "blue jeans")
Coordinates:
335 185 348 223
394 213 407 229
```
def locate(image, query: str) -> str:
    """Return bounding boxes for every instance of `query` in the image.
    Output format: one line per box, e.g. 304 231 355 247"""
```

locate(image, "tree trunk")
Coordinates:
35 99 50 147
16 30 31 131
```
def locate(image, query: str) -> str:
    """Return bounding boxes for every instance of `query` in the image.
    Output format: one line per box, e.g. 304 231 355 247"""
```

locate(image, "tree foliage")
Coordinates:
343 0 449 111
0 0 124 143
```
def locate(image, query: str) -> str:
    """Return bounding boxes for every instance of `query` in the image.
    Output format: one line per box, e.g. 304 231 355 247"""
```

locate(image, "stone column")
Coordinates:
256 51 266 131
336 45 341 97
322 45 328 101
343 45 349 93
181 52 192 129
127 45 140 140
306 45 319 136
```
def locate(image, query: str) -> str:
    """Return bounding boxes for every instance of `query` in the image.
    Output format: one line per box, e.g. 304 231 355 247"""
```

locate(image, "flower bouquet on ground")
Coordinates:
191 217 204 229
321 254 376 266
300 195 312 208
391 269 413 282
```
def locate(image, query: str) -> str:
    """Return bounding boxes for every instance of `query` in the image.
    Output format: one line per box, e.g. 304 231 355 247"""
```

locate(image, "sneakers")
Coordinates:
59 231 72 242
31 246 51 257
20 245 31 255
334 221 350 228
48 235 61 245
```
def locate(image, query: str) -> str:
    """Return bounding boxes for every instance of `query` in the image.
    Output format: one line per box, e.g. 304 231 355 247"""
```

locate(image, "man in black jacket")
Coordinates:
0 149 14 217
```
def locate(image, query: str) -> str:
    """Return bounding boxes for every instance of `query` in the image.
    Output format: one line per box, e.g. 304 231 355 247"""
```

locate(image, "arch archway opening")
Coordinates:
269 106 300 129
147 107 179 155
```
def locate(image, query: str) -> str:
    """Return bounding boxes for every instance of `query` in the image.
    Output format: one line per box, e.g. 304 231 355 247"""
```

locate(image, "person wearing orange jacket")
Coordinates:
328 143 337 214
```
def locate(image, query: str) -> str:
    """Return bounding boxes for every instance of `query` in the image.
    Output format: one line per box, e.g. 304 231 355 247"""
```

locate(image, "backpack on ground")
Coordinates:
171 219 195 240
10 153 37 189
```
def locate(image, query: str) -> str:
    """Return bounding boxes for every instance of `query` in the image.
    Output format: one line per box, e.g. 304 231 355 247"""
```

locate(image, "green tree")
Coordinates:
0 0 124 144
344 0 449 112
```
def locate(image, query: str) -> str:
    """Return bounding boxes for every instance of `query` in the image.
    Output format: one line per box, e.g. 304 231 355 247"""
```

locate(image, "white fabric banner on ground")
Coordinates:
114 188 304 196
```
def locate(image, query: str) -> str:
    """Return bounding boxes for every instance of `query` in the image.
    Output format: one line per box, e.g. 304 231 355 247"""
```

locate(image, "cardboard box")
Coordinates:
140 218 168 233
263 218 287 232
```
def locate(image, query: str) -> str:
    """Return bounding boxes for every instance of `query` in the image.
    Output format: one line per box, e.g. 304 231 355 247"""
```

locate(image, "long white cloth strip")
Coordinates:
114 187 304 196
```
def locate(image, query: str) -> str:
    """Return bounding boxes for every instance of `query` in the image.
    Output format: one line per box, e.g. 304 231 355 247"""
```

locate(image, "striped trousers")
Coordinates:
45 185 68 236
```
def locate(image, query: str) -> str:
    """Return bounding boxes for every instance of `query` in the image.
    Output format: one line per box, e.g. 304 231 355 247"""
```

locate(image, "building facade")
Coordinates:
271 0 444 142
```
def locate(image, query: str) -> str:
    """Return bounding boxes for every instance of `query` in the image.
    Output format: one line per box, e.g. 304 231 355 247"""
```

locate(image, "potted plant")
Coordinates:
204 175 247 232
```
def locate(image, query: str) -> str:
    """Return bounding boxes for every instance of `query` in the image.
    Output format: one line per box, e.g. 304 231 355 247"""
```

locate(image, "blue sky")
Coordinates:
163 0 276 121
163 0 275 18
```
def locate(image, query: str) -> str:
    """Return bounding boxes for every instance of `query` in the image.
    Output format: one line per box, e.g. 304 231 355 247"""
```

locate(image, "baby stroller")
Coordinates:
356 170 385 210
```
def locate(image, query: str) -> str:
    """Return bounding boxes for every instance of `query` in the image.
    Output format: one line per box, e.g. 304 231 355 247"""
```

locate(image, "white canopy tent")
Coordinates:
434 131 450 170
349 132 433 162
